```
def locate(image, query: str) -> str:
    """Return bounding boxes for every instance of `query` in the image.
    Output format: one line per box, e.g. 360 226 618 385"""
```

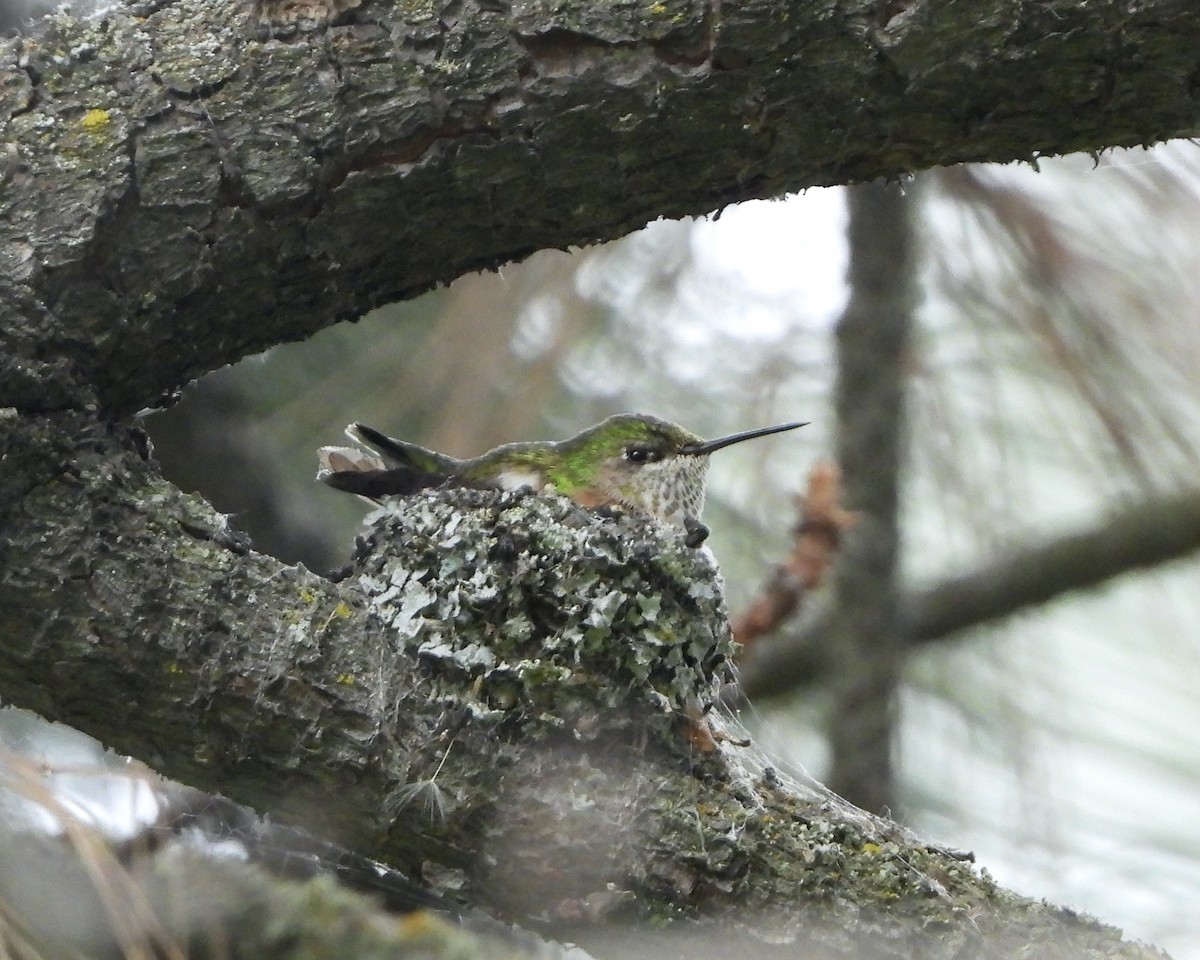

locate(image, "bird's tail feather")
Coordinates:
317 423 459 502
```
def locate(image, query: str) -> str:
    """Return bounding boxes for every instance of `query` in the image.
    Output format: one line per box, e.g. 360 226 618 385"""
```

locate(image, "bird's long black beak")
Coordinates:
680 421 808 456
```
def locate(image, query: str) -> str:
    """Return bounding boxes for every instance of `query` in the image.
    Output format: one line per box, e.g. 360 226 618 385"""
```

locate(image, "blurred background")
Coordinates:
4 2 1200 944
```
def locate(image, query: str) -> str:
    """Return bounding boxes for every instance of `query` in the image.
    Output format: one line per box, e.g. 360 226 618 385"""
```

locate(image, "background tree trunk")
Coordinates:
826 180 912 814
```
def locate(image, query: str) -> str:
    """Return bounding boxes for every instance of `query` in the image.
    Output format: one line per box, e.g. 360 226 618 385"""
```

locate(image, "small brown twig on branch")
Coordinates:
733 460 857 660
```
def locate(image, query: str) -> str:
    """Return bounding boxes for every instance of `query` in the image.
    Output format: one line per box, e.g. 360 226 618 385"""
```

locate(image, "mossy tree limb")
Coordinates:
0 412 1168 958
2 0 1199 414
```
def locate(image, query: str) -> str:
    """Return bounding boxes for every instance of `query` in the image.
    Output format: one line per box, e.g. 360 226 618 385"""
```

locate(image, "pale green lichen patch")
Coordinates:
350 487 734 734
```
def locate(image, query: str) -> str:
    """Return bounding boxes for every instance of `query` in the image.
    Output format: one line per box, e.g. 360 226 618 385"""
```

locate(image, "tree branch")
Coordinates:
907 487 1200 642
3 0 1199 413
0 823 559 960
739 488 1200 698
0 413 1168 956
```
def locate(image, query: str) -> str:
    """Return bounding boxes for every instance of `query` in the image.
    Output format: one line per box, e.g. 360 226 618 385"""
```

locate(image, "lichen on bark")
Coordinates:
0 412 1171 956
350 489 735 722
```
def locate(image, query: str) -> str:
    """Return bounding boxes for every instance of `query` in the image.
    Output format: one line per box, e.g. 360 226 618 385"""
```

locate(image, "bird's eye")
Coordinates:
625 445 658 464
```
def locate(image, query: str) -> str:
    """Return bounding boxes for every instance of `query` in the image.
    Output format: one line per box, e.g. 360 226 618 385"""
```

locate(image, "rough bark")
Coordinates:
0 414 1169 958
3 0 1200 415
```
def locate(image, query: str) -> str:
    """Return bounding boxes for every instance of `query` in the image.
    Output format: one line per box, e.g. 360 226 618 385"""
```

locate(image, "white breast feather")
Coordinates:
496 469 543 492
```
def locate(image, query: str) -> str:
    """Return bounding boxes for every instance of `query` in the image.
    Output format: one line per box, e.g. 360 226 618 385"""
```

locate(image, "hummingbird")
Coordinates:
317 414 807 547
